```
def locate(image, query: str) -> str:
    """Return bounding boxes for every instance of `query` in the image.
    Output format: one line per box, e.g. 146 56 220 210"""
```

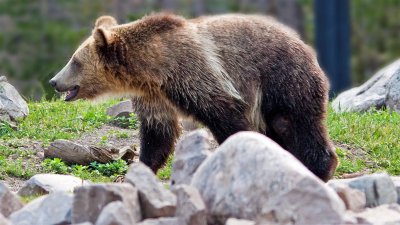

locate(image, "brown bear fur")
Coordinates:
50 13 338 181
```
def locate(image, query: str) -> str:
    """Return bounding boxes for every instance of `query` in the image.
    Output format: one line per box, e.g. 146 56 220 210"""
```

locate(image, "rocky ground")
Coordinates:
1 129 400 225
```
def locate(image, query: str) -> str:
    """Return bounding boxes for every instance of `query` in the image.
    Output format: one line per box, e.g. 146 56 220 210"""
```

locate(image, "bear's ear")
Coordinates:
92 28 113 49
95 15 118 29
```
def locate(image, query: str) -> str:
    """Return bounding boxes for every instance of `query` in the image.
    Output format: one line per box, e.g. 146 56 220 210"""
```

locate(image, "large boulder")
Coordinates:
0 76 29 123
171 129 212 186
125 162 176 219
328 173 397 207
332 59 400 113
10 192 73 225
106 100 133 118
0 182 23 217
17 174 90 197
191 132 345 225
72 183 141 224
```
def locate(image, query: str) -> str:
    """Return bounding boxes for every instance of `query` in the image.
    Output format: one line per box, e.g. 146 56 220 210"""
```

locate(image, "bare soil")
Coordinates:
334 142 375 178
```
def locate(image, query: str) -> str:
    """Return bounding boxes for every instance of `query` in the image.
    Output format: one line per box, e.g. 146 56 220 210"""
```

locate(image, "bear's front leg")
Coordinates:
138 113 180 173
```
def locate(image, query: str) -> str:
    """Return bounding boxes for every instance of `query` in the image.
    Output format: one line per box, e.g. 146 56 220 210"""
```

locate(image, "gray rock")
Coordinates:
352 204 400 225
180 118 198 131
328 173 397 207
226 218 255 225
329 183 366 212
95 201 139 225
137 217 185 225
125 162 176 219
106 100 133 118
171 129 212 186
10 192 72 225
191 132 345 225
391 176 400 204
0 213 11 225
173 185 206 225
333 59 400 113
0 182 23 217
17 174 90 197
72 183 141 224
0 76 29 123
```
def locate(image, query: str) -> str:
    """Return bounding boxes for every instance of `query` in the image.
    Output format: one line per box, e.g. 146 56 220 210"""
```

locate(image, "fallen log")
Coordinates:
45 140 138 165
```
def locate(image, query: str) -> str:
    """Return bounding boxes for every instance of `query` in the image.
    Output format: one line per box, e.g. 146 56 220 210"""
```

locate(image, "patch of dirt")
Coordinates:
334 142 376 178
74 125 140 149
2 176 25 192
3 138 44 152
0 139 45 192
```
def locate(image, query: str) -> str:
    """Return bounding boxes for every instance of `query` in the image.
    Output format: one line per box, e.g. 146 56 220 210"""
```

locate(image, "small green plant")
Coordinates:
89 160 128 177
99 135 108 145
157 155 174 180
116 131 129 139
42 158 128 182
42 158 69 174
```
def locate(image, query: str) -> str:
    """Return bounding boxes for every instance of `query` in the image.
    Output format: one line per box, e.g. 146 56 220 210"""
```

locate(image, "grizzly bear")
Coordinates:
49 13 338 181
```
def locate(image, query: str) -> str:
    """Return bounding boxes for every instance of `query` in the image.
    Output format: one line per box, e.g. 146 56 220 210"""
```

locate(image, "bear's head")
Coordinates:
49 16 125 101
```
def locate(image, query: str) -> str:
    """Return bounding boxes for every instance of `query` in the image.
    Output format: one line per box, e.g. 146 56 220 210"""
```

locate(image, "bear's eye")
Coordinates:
71 58 82 71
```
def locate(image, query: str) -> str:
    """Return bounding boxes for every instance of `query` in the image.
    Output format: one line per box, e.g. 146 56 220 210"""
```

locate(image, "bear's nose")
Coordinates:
49 79 57 88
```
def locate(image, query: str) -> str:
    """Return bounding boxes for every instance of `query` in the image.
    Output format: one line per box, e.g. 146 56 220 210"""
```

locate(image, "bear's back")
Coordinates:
187 14 318 103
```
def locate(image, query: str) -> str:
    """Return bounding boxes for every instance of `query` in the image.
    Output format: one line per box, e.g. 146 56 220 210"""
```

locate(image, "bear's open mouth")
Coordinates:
65 85 80 101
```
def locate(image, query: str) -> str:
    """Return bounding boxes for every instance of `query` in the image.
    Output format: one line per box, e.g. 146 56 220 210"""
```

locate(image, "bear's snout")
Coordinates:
49 79 57 88
49 78 63 92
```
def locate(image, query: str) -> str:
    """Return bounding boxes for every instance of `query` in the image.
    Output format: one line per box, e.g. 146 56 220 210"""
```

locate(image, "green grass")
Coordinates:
0 99 133 183
157 155 174 181
328 107 400 176
0 146 39 179
0 100 118 144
